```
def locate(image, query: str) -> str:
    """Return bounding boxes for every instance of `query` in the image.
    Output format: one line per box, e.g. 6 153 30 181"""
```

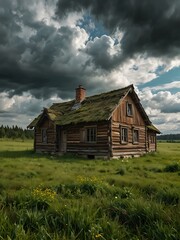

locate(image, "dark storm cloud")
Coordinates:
56 0 180 62
1 0 180 101
0 0 93 99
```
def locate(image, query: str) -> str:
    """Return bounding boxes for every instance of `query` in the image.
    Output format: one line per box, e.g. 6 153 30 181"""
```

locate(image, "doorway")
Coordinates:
60 130 67 152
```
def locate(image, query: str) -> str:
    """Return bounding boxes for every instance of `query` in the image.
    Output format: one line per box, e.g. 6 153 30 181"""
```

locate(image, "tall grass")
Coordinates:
0 140 179 239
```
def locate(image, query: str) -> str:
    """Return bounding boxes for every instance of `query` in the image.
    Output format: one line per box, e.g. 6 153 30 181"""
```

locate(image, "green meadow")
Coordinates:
0 139 179 240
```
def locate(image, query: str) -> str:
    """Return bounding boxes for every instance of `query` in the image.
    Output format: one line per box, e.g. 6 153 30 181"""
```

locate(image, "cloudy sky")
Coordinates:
0 0 180 134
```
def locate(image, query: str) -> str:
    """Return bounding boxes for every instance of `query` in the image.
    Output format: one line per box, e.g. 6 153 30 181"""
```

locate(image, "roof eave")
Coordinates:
27 108 58 129
147 125 161 134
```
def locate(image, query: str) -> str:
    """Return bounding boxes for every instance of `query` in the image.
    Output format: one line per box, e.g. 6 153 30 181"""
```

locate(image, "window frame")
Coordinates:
133 128 139 144
42 128 47 143
86 126 97 143
150 134 155 143
126 101 133 117
121 126 128 144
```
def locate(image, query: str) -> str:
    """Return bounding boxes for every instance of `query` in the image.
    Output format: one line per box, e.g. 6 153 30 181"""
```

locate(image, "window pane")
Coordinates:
87 127 96 142
121 127 128 143
151 135 155 143
133 129 139 143
127 102 133 116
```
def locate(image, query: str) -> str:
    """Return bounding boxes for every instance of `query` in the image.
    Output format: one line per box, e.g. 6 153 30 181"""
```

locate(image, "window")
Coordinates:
42 129 47 143
127 102 133 116
86 127 96 142
133 129 139 143
121 127 128 143
150 135 155 143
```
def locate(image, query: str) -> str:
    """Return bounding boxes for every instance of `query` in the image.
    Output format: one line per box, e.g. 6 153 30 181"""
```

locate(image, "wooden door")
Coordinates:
60 130 67 152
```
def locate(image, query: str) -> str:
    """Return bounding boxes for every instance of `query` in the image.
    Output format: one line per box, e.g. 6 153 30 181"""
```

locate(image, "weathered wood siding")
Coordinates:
111 94 147 157
61 122 109 157
112 95 145 125
34 116 57 153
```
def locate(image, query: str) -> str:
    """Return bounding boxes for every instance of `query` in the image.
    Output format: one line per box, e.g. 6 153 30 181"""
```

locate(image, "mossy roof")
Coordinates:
27 84 159 133
52 86 132 125
28 85 132 128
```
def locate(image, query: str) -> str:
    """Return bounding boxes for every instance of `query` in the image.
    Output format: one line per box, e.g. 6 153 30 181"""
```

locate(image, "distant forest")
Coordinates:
0 125 34 140
157 134 180 141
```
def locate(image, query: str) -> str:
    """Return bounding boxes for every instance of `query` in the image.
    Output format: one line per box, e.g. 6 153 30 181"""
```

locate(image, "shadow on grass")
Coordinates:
0 150 90 163
0 150 36 159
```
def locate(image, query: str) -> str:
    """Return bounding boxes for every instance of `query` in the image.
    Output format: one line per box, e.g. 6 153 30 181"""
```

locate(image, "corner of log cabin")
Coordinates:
111 93 148 157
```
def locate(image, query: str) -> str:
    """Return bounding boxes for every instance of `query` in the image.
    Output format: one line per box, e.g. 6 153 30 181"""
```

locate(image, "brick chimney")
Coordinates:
75 85 86 102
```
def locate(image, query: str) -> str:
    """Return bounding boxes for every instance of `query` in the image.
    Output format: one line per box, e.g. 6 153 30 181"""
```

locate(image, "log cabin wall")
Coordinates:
62 121 109 158
34 116 57 153
111 94 147 157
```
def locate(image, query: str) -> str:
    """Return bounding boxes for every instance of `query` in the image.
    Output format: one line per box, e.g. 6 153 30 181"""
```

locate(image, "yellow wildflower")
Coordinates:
95 233 103 238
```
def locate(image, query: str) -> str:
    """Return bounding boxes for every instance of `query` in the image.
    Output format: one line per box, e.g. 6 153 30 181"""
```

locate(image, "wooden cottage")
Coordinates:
28 84 160 159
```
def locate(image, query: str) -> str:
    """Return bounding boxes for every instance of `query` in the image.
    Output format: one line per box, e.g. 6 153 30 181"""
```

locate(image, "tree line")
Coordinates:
157 134 180 141
0 125 34 140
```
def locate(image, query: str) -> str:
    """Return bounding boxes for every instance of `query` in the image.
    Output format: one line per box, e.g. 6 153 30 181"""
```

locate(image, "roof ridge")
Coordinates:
51 99 74 106
85 84 134 101
50 85 134 105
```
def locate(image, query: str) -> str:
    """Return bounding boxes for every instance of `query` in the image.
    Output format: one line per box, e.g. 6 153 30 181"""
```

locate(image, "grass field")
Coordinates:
0 139 179 239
